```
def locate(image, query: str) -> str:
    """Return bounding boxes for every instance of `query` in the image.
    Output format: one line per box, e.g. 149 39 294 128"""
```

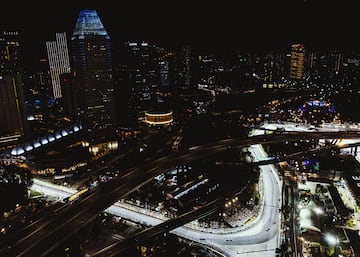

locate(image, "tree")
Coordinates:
0 163 33 213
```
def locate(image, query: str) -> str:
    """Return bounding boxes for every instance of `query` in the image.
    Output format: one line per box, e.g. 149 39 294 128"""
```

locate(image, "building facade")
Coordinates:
112 41 160 126
70 10 115 128
0 31 27 149
46 32 71 98
289 43 305 80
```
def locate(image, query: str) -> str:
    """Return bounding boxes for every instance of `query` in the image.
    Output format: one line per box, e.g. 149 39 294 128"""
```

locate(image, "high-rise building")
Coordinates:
159 61 169 87
289 43 305 80
157 47 176 88
171 45 194 93
263 52 286 83
59 73 77 120
113 41 160 124
70 10 114 128
329 51 342 74
306 51 343 81
184 45 191 88
0 31 22 74
126 41 159 105
0 75 26 136
46 32 71 98
0 31 27 148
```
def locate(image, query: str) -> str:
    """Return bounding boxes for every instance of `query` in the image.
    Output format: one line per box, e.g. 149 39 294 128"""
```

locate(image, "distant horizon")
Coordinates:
18 36 360 72
1 1 359 70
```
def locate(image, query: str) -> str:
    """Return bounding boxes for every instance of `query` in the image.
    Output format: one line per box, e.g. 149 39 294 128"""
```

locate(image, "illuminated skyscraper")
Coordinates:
263 52 286 83
70 10 114 128
124 41 159 107
171 45 194 92
0 31 27 148
160 61 169 87
289 43 305 79
113 41 160 125
330 51 342 74
184 45 191 88
308 51 343 79
46 32 71 98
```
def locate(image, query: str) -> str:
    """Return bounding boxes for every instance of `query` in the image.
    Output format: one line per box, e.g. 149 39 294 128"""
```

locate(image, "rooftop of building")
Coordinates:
72 10 109 38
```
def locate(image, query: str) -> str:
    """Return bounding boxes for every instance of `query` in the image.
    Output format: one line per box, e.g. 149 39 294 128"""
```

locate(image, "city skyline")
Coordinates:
2 1 360 257
1 1 360 70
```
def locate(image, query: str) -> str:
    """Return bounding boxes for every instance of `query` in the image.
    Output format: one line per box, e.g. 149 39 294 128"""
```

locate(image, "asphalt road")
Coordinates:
1 130 358 256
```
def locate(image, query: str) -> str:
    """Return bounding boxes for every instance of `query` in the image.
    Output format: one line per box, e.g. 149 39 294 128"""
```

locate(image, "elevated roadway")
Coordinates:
2 130 360 256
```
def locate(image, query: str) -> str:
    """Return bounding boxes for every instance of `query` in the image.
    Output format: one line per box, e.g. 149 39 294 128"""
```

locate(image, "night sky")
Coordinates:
1 0 359 69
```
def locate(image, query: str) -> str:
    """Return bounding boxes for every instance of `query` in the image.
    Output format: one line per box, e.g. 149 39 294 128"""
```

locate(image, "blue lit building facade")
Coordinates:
71 10 115 128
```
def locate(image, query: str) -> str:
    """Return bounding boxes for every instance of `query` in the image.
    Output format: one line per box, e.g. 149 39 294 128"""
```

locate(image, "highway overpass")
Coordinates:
2 130 360 257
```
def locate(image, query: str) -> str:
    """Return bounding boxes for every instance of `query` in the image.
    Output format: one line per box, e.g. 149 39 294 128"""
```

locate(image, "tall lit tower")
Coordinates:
70 10 114 128
160 61 169 87
289 43 305 80
184 45 191 88
330 51 342 74
0 31 27 148
46 32 71 98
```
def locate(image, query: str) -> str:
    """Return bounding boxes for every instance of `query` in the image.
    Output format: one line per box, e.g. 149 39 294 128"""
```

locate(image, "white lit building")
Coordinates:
46 32 71 98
